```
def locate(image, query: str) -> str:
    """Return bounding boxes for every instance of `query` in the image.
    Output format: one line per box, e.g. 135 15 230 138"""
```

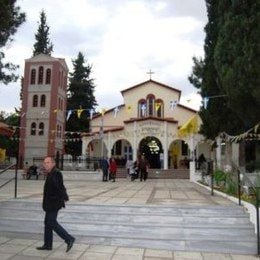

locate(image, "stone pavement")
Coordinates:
0 173 259 259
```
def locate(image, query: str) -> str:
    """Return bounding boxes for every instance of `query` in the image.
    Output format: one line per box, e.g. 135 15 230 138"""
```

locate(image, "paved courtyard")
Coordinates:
0 173 259 259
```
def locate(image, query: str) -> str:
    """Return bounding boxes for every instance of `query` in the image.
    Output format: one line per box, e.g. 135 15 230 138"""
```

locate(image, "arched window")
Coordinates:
32 95 38 107
147 94 155 116
40 95 46 107
39 122 44 135
30 69 36 84
155 99 164 118
138 99 146 118
38 66 44 84
31 122 36 135
45 68 51 84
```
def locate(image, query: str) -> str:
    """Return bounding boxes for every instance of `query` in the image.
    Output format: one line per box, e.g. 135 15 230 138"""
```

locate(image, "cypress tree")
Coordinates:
189 0 260 139
32 10 53 56
66 52 97 156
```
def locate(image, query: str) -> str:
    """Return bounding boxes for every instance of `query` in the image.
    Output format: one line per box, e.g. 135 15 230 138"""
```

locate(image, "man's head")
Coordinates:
43 157 56 172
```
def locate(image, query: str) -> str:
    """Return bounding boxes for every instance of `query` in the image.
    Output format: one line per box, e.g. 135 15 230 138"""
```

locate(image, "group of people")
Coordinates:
101 155 150 182
101 157 117 182
128 155 149 182
24 162 45 180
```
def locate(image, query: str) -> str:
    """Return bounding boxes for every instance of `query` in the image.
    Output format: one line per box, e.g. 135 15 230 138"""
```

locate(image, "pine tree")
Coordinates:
189 0 260 139
32 10 53 56
0 0 25 84
66 52 97 156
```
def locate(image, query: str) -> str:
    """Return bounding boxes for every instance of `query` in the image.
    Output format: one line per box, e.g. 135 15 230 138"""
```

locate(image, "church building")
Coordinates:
82 79 207 170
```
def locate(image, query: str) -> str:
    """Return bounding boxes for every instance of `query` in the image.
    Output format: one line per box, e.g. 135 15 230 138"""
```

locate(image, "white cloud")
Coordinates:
0 0 207 113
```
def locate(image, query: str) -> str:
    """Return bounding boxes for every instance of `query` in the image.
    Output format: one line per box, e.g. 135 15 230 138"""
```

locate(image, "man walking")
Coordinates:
36 156 75 252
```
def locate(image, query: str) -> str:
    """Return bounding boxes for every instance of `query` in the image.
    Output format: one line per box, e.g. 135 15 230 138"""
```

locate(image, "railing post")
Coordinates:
208 160 214 196
256 187 260 255
14 157 18 199
238 169 241 206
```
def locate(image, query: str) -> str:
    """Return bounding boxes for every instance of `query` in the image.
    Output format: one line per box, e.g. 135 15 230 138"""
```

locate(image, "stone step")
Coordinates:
0 208 252 228
0 200 249 216
0 200 257 255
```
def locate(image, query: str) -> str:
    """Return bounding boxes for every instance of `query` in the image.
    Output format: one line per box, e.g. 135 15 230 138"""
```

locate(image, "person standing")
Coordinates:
138 155 149 181
101 157 109 181
36 156 75 252
109 158 117 182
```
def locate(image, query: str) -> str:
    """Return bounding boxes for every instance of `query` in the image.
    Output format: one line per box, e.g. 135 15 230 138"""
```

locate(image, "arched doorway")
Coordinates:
111 139 132 167
139 136 163 168
169 139 189 169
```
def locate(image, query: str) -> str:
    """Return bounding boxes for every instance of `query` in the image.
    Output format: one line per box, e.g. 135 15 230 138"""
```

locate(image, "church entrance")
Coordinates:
139 136 163 168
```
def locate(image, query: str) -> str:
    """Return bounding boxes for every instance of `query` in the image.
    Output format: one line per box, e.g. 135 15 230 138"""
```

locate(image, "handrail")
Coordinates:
231 161 260 255
0 163 16 175
0 161 18 198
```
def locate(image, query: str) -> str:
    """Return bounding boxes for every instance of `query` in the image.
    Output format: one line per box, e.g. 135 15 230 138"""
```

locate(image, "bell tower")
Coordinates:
19 54 68 166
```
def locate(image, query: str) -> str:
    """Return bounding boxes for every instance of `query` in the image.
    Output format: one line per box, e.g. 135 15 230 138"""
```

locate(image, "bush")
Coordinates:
214 169 227 186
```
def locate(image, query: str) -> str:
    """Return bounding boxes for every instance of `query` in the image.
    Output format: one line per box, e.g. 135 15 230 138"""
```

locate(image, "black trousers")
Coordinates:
44 210 74 247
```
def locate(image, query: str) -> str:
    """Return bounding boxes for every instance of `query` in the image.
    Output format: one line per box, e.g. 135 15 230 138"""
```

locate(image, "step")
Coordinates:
0 200 257 255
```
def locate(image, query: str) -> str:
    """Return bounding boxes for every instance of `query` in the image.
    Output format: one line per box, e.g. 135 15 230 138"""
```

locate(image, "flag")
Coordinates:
114 107 119 118
66 110 72 121
0 148 6 162
178 115 199 138
77 108 84 118
155 102 161 111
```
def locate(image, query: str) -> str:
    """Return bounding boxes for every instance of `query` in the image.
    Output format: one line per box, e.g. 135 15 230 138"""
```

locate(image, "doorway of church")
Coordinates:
139 136 163 168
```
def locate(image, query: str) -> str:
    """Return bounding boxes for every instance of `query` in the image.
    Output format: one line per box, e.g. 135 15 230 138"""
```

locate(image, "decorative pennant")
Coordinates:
126 105 132 114
114 107 119 118
89 109 94 119
101 108 106 116
141 104 146 116
66 110 72 121
155 102 161 111
170 100 178 110
203 97 209 109
77 108 84 118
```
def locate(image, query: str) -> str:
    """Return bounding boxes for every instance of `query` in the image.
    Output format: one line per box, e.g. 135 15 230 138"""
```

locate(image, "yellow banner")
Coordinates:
0 148 6 162
178 115 199 138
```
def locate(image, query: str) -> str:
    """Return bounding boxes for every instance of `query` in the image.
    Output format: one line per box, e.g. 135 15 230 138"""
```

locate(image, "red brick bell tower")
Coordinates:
19 54 68 166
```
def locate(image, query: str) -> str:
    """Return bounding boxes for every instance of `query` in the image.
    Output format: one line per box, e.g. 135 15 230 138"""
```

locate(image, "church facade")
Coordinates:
82 79 208 170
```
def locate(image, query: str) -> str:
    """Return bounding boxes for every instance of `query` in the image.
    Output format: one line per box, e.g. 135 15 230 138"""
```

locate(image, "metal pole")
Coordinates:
14 157 18 198
256 188 260 255
238 169 241 206
209 160 214 196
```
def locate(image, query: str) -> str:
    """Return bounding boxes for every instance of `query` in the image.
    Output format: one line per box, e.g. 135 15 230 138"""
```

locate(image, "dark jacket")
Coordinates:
42 167 68 212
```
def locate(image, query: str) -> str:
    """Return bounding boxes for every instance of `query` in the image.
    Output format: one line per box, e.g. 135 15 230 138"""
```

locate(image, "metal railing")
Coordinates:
0 160 18 198
203 162 260 255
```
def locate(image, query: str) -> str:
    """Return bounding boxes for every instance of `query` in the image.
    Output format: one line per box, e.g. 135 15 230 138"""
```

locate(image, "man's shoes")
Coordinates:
66 238 75 252
36 245 52 250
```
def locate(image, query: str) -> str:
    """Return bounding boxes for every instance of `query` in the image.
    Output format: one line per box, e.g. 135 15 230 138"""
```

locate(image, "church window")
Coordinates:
46 68 51 84
38 66 44 84
30 69 36 84
138 99 146 117
40 95 46 107
147 94 155 116
31 122 36 135
155 99 164 118
39 122 44 135
32 95 38 107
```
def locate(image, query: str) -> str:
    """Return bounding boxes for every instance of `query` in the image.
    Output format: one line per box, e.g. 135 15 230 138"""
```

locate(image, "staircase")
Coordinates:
0 199 257 255
116 168 190 179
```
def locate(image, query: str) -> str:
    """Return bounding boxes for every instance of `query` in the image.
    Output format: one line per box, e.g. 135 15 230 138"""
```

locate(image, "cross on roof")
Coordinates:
147 69 154 80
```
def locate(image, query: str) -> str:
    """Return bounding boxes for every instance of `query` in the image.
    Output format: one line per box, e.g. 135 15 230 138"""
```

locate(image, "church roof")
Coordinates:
25 54 69 71
121 79 181 97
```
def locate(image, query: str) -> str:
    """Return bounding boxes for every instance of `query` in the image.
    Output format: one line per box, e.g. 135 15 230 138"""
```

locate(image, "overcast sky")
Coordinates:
0 0 207 114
